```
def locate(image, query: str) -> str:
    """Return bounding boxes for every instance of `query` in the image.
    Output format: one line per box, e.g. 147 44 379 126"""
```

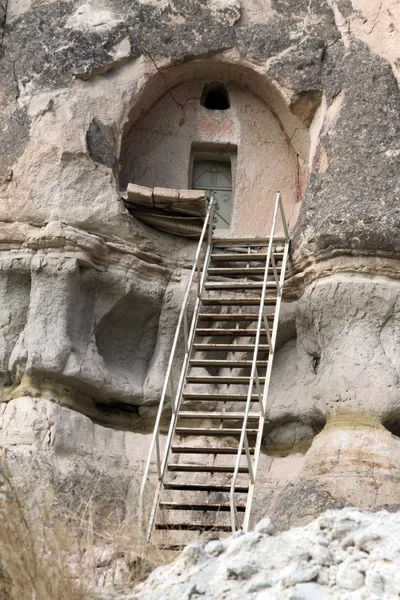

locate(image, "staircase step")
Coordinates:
186 375 266 384
212 237 285 246
175 427 258 436
208 267 281 276
211 252 284 262
202 297 276 306
178 411 259 419
183 393 259 402
167 464 249 473
189 359 268 368
163 482 249 493
198 313 274 321
205 281 276 290
143 229 290 545
155 522 233 532
195 328 272 336
159 544 186 552
192 344 269 352
159 502 245 512
171 446 255 455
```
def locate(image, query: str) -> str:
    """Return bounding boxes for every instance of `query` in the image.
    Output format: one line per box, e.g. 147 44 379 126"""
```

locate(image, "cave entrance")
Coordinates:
192 159 233 229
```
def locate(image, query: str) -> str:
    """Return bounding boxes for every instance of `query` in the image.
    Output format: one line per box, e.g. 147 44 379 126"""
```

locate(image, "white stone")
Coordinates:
336 564 365 591
137 509 400 599
256 591 277 600
111 37 132 63
281 565 320 587
247 577 274 592
66 1 122 31
255 517 275 535
226 559 258 580
288 583 328 600
365 571 385 595
204 540 225 556
311 545 332 566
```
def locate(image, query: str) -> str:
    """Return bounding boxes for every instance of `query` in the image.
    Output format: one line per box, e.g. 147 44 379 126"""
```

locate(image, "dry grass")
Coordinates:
0 454 173 600
0 457 94 600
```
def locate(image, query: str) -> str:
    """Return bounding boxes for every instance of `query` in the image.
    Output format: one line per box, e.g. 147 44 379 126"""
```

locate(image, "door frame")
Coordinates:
189 143 237 203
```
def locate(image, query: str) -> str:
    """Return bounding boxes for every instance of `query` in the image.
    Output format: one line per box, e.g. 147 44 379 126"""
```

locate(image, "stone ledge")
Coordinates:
125 183 206 216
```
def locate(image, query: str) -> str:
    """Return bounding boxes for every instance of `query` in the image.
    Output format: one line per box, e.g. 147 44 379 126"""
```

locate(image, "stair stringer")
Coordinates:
139 192 291 546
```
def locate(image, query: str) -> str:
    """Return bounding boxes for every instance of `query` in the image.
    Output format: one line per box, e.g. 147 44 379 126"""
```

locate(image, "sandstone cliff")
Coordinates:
1 0 400 560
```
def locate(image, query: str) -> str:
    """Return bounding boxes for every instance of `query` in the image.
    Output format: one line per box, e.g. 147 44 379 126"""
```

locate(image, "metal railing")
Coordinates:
139 196 216 541
229 191 290 532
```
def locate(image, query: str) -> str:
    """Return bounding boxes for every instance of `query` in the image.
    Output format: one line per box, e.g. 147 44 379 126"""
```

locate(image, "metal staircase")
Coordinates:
139 192 290 547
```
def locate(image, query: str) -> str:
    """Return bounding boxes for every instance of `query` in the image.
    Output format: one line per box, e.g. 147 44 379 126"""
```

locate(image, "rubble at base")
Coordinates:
135 508 400 600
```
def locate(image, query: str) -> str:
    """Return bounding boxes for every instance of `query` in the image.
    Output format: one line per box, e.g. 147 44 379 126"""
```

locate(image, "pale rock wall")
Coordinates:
331 0 400 83
0 395 155 523
1 0 400 533
0 236 189 415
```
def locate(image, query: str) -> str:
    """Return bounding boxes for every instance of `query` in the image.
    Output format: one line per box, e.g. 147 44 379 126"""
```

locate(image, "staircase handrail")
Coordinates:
139 196 216 537
229 192 289 531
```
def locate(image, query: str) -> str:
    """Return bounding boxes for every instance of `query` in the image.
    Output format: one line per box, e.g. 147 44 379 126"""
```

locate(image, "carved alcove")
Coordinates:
119 60 311 238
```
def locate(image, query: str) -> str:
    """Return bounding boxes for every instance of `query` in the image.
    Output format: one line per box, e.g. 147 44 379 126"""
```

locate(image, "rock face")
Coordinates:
136 508 400 599
1 0 400 537
0 395 152 523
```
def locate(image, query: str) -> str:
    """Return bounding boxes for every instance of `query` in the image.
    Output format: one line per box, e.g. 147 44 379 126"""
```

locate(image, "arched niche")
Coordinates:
119 59 312 238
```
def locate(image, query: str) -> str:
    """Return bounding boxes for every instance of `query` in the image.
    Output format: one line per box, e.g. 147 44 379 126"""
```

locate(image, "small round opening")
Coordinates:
201 82 230 110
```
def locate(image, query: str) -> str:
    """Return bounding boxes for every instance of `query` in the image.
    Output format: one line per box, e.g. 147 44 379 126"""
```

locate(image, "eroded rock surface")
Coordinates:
0 396 151 521
136 508 400 599
1 0 400 535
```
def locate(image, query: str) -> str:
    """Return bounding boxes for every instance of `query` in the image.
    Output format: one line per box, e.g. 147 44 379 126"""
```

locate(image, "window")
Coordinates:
200 83 230 111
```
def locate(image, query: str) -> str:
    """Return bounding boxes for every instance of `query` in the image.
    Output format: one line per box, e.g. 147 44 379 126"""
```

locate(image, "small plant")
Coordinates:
0 452 93 600
0 452 174 599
